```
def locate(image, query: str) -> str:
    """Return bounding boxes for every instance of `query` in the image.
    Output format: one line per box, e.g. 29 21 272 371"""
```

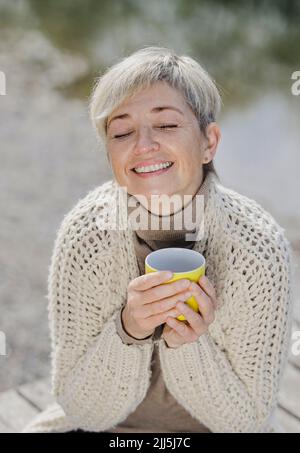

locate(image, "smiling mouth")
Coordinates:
131 162 174 174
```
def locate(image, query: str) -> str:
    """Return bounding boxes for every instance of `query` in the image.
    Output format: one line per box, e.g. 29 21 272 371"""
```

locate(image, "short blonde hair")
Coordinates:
89 46 221 175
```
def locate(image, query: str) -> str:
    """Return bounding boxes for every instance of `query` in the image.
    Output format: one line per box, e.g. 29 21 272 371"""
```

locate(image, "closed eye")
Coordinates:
114 132 132 139
159 124 178 130
113 125 178 139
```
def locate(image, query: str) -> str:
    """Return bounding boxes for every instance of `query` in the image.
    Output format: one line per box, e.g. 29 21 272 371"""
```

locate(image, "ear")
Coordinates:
203 123 221 162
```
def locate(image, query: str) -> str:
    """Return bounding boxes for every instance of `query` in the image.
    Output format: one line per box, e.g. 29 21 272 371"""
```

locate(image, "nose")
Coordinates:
133 127 160 155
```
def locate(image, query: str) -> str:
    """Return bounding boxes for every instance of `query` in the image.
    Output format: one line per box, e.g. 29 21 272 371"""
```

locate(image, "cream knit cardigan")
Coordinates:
23 172 294 433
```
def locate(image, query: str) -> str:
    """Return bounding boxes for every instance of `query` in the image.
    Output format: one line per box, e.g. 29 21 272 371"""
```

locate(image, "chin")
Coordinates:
134 184 171 194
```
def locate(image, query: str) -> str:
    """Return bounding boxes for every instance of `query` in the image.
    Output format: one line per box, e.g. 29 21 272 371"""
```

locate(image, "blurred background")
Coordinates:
0 0 299 391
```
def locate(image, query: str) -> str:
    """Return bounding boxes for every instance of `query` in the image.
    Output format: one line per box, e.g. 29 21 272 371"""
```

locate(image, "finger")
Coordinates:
166 316 198 343
176 302 207 338
140 278 191 305
162 323 184 348
189 282 215 325
136 289 193 318
198 275 217 308
129 270 173 292
144 306 181 331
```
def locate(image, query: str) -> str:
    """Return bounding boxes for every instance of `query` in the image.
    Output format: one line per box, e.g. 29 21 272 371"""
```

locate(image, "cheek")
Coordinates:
108 150 125 172
179 150 201 171
174 132 202 164
116 162 129 180
189 143 203 166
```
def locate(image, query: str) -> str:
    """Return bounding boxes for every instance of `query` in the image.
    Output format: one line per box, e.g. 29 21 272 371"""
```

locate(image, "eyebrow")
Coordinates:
107 105 184 129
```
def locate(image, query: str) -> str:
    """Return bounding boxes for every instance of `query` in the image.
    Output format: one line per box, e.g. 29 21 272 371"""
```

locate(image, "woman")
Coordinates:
23 46 293 433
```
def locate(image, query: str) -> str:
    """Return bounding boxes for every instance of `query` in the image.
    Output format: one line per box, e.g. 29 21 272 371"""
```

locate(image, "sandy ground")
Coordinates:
0 30 299 391
0 29 112 390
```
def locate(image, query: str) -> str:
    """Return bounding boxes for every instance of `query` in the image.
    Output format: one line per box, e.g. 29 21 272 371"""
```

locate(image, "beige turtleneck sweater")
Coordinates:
108 173 212 433
23 169 293 433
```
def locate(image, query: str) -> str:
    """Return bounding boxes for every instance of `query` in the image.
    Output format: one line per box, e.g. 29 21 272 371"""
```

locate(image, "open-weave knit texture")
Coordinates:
23 172 294 433
107 172 211 433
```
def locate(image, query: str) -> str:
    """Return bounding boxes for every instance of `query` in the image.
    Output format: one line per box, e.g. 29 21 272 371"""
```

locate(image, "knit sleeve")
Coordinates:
159 229 294 433
47 216 154 432
115 306 154 345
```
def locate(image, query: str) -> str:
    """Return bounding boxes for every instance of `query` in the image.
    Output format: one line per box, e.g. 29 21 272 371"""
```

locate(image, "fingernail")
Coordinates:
181 279 190 288
178 291 190 301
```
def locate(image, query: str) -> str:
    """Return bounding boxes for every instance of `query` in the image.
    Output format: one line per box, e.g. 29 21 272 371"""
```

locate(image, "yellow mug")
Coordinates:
145 247 205 321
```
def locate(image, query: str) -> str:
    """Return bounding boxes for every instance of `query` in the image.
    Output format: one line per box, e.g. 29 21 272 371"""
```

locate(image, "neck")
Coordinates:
126 171 213 242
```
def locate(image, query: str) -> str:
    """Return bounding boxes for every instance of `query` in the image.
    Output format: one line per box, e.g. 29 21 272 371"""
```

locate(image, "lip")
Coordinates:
131 162 174 178
130 159 173 171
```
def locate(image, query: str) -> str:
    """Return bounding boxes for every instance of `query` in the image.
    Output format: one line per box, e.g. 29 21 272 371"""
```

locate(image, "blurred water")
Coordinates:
217 93 300 227
0 0 299 390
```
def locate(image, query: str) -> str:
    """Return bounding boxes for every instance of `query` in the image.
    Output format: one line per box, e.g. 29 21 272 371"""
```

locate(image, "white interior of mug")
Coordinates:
145 247 205 273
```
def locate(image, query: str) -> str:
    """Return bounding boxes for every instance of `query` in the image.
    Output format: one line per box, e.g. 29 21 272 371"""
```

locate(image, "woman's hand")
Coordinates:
162 275 217 349
122 271 194 340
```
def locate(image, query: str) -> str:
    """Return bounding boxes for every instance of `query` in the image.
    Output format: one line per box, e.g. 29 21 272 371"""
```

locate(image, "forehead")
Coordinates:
107 82 189 127
123 82 186 107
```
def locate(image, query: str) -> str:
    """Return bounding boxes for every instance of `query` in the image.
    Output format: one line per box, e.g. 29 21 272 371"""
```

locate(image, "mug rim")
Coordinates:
145 247 205 274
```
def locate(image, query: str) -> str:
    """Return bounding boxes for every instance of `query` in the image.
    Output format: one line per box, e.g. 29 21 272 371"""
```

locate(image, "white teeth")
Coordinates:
134 161 173 173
